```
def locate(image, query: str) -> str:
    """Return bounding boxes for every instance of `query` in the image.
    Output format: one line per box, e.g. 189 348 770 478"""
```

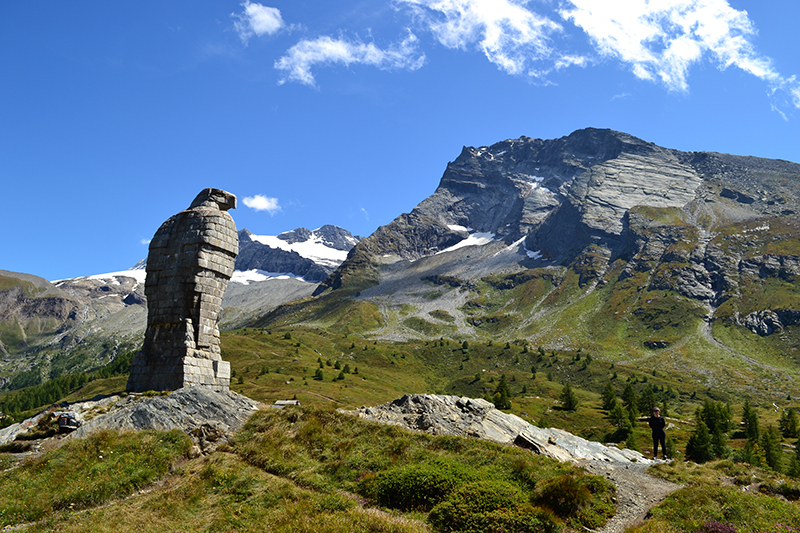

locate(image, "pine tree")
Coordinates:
711 426 728 459
742 399 760 442
609 404 633 434
313 368 324 381
560 382 579 411
622 383 637 413
788 439 800 479
638 387 657 415
779 407 799 439
700 400 733 434
601 383 618 411
491 375 512 410
761 426 783 472
685 419 713 463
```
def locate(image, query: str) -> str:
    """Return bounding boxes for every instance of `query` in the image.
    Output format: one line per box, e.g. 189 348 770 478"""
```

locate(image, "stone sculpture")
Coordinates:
127 188 239 392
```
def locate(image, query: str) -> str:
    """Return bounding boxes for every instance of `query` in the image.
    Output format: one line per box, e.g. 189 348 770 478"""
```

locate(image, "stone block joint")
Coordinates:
127 188 239 392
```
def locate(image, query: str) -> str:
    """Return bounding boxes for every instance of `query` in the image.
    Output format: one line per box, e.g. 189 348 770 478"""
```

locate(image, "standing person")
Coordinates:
649 407 667 459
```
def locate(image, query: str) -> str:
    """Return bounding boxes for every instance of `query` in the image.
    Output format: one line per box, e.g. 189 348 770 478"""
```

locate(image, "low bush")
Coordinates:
428 480 561 533
534 473 616 529
359 459 477 511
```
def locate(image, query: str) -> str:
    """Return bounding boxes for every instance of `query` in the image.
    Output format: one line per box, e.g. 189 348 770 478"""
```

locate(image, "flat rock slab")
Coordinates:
72 387 261 443
343 394 652 465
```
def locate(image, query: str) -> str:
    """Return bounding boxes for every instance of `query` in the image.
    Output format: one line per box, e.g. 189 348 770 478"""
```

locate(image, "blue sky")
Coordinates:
2 0 799 281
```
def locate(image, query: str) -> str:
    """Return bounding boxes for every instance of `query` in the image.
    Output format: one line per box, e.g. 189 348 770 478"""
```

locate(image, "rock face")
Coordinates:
236 229 331 282
0 388 262 453
315 128 800 296
345 394 651 464
127 188 239 393
73 388 261 451
235 225 361 283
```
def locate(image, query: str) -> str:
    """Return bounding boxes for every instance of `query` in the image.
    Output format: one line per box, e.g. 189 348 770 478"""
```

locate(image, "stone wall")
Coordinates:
127 188 239 392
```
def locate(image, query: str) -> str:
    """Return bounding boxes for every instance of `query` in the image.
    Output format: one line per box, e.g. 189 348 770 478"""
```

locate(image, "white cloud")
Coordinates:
559 0 782 93
243 194 281 214
275 32 425 87
398 0 565 77
140 238 151 245
233 1 285 43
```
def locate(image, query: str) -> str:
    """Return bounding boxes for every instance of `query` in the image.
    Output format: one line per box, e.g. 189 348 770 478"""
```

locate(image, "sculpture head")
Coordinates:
190 188 237 211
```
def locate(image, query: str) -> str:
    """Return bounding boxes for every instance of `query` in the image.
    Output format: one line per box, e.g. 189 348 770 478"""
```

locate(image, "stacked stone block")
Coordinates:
127 188 239 392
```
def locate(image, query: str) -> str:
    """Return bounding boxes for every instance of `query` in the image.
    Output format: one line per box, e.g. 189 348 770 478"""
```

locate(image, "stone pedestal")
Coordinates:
127 188 239 393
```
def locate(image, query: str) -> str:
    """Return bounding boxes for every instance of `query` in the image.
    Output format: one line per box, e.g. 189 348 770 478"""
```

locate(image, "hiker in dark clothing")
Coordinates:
649 407 667 459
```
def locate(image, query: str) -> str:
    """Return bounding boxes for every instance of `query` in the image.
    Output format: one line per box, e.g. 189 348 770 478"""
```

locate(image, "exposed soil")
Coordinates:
579 459 682 533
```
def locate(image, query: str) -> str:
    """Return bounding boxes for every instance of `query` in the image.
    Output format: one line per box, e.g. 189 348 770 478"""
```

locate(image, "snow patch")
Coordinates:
743 225 770 233
522 175 544 183
230 269 308 285
84 270 147 284
447 224 470 232
247 231 350 268
437 232 496 254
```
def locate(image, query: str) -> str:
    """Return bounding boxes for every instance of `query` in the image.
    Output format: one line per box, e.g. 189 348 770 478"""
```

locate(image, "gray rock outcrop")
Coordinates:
344 394 651 464
73 388 261 450
127 188 239 393
0 388 262 450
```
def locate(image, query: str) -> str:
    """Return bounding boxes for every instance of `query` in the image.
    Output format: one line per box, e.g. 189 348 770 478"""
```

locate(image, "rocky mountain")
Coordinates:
0 225 359 391
260 128 800 396
236 225 360 282
0 269 147 390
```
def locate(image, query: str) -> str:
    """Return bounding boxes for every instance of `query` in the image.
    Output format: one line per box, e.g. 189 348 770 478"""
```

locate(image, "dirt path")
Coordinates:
579 459 682 533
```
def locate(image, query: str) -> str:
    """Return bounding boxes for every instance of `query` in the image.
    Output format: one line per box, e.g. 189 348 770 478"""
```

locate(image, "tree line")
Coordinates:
0 349 135 428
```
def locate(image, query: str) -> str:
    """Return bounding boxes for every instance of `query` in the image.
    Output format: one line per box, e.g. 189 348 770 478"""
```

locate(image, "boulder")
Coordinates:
343 394 652 465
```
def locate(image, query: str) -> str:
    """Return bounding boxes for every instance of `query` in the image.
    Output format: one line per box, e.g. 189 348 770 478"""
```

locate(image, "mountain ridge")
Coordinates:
256 128 800 399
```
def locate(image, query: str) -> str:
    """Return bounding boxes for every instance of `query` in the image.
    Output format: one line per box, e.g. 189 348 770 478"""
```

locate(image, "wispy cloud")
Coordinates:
560 0 779 93
243 194 281 214
275 32 425 87
360 207 370 221
140 238 151 246
233 1 285 43
397 0 565 77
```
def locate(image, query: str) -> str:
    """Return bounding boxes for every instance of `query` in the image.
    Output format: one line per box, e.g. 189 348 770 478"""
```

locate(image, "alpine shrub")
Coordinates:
534 474 591 517
428 480 560 533
359 459 477 511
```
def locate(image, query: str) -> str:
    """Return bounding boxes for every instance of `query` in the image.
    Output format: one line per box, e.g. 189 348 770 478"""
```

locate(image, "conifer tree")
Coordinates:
560 382 579 411
638 387 657 415
622 383 637 413
742 399 760 442
491 375 512 410
788 439 800 479
601 383 618 411
685 419 713 463
700 400 733 434
762 426 783 472
609 403 633 437
779 407 799 439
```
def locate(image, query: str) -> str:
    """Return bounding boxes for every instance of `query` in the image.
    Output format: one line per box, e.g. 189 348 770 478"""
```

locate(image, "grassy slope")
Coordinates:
3 327 800 531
